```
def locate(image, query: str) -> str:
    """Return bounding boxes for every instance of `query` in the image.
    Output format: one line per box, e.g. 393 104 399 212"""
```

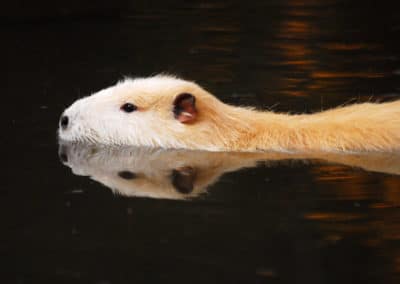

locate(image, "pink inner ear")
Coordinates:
178 111 195 123
174 93 197 123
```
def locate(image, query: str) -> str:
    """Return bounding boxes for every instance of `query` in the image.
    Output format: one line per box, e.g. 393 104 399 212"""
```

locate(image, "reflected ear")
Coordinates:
171 166 196 194
173 93 197 123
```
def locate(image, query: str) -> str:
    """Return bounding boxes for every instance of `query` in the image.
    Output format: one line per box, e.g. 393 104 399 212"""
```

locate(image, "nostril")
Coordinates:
60 115 69 129
59 152 68 163
58 145 69 162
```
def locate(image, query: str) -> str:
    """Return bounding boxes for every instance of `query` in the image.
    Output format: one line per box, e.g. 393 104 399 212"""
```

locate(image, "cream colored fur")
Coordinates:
59 76 400 152
60 142 400 200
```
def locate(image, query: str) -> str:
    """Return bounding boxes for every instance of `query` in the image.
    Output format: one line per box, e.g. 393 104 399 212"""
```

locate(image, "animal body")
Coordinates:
59 76 400 152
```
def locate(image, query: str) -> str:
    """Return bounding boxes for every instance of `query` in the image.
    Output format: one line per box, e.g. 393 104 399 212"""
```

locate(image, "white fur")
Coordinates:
59 76 400 152
59 76 202 148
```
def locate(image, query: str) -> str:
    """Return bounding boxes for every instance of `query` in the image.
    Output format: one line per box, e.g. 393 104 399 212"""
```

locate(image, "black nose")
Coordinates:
60 115 69 129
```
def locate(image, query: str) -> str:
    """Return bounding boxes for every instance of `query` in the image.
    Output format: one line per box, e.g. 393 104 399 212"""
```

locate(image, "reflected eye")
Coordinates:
118 171 136 180
120 103 137 113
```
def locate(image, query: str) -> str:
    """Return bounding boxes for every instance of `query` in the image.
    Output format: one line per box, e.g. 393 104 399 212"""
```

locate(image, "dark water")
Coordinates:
3 0 400 283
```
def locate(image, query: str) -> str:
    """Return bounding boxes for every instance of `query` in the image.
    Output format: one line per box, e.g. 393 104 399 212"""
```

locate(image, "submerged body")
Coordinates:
59 76 400 152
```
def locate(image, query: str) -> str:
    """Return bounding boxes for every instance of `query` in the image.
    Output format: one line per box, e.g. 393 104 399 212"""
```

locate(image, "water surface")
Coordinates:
3 0 400 283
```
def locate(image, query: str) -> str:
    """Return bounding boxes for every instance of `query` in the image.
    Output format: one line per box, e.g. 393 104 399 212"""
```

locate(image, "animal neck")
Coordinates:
225 109 305 151
220 101 400 152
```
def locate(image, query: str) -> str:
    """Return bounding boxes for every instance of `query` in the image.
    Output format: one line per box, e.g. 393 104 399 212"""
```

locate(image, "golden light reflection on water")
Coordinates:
280 90 309 97
269 0 387 100
158 1 400 281
304 212 366 222
383 177 400 206
60 141 400 280
311 164 399 201
311 71 385 79
307 161 400 281
280 20 311 37
275 42 311 57
319 43 378 51
171 0 396 105
274 12 318 97
279 60 317 67
188 20 240 83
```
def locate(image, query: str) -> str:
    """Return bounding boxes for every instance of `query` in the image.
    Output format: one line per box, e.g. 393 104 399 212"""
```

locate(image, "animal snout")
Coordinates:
60 115 69 130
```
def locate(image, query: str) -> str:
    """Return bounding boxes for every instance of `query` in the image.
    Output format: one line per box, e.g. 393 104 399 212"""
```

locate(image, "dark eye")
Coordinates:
120 103 137 113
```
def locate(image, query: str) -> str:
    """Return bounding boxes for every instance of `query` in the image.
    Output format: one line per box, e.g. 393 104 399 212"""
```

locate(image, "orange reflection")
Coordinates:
306 164 400 279
281 90 309 97
274 1 400 278
312 71 385 79
277 42 310 57
369 203 396 209
312 165 383 200
274 4 319 98
320 43 377 51
383 177 400 206
272 0 387 99
281 20 310 36
281 60 316 66
304 212 365 222
307 82 325 90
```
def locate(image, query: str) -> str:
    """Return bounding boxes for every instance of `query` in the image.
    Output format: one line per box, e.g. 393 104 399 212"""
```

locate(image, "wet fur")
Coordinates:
59 76 400 152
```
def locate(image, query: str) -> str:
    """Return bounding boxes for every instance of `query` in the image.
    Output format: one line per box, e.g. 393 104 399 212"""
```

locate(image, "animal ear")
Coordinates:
171 166 196 194
173 93 197 123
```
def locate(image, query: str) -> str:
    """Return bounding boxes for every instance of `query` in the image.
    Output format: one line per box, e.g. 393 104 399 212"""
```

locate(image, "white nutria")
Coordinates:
59 75 400 152
59 142 400 200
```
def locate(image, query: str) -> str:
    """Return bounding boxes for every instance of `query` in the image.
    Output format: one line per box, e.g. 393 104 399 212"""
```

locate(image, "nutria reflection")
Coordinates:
59 141 400 200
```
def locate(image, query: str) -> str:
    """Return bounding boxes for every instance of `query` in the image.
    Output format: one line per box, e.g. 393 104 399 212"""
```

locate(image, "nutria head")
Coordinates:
58 75 244 150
